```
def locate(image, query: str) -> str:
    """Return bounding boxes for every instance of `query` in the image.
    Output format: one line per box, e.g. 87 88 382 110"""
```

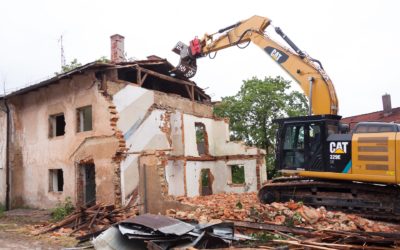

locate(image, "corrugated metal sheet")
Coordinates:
121 213 195 236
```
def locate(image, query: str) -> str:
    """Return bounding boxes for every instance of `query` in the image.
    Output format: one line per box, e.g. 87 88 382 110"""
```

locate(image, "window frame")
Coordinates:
76 105 93 133
49 113 66 138
48 168 64 192
228 164 245 185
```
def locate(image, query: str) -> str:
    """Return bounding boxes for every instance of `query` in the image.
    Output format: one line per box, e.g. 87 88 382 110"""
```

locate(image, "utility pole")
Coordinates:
58 35 66 70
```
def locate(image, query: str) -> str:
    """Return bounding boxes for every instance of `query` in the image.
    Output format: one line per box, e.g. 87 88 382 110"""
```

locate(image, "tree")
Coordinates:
214 76 308 178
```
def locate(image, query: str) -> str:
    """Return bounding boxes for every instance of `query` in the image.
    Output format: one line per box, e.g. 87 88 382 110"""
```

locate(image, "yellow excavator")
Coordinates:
172 15 400 220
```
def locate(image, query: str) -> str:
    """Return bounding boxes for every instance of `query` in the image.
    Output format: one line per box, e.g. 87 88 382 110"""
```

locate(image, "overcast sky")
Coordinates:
1 0 399 117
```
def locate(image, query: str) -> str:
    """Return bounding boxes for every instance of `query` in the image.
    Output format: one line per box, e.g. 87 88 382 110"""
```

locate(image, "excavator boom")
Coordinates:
172 15 338 115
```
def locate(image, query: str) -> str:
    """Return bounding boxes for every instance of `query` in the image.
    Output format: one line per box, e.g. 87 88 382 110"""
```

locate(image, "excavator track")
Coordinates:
258 178 400 221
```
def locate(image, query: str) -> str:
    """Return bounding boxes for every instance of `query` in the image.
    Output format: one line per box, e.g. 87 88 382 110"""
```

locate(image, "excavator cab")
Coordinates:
275 115 343 173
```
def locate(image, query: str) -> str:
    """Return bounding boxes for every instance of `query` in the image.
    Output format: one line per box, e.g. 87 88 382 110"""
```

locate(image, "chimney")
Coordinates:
110 34 125 63
382 94 392 116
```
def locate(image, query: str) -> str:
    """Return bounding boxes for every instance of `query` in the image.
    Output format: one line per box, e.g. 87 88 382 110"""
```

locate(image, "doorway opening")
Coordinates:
78 163 96 206
200 168 213 196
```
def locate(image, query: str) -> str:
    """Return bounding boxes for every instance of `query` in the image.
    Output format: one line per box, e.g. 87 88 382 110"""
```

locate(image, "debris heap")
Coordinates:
34 203 138 242
167 192 398 232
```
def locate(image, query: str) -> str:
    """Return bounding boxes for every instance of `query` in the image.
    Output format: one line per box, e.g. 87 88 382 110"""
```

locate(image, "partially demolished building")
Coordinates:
0 35 266 211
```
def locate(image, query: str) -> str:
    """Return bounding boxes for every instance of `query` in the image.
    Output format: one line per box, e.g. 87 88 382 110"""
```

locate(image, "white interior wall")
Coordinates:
183 114 260 157
184 159 258 197
166 160 185 196
170 112 184 156
115 85 173 202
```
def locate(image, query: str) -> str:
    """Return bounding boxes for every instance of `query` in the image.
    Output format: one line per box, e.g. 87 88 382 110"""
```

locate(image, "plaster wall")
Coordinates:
115 85 266 203
184 159 258 197
0 110 6 205
115 85 172 202
8 74 117 208
183 115 259 157
165 160 185 196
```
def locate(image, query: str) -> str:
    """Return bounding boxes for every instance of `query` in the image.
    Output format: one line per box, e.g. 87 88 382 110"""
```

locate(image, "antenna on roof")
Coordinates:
58 35 66 70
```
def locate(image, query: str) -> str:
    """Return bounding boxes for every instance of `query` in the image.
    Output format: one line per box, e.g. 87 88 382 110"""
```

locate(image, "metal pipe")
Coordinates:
275 27 305 58
308 77 314 116
218 22 242 34
143 163 147 213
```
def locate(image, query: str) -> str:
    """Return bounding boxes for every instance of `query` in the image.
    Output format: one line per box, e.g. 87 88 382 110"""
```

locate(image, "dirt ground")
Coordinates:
0 209 79 250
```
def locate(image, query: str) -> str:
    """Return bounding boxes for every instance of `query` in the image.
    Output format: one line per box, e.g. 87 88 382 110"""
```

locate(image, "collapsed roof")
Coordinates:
2 56 211 102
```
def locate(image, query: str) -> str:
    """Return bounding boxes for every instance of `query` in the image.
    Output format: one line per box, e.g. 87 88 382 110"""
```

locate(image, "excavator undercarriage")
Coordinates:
259 177 400 221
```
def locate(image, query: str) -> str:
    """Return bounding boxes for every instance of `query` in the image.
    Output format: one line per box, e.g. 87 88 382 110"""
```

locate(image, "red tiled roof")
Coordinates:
341 107 400 129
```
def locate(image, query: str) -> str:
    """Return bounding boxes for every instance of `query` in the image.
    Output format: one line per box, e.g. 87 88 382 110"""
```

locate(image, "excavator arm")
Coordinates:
172 15 338 115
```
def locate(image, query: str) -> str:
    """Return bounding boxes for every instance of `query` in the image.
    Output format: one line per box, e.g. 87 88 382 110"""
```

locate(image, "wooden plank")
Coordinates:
184 85 193 100
135 66 195 86
141 73 148 86
229 220 321 238
88 206 102 229
38 213 81 234
137 68 142 85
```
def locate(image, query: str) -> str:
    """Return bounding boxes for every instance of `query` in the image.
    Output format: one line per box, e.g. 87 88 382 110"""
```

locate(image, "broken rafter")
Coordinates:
115 63 210 102
196 90 210 101
185 85 193 101
141 73 148 85
134 65 197 101
136 67 141 85
136 67 149 87
134 66 196 87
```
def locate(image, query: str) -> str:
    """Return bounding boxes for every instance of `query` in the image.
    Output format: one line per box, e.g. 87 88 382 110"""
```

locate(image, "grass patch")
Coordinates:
0 203 5 218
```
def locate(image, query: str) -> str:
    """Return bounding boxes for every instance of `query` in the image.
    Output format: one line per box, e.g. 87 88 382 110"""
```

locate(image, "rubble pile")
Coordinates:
34 203 138 242
167 192 398 232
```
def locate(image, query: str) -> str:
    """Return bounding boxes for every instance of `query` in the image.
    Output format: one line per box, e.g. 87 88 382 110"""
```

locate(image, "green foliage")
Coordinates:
231 165 245 184
0 203 5 217
195 123 206 143
55 59 82 75
284 212 303 227
251 232 285 242
96 56 111 63
62 58 82 73
52 197 74 221
236 201 243 209
214 76 308 178
201 169 209 187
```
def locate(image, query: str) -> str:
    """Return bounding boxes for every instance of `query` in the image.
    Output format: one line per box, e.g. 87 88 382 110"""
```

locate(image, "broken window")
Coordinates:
230 165 245 184
49 169 64 192
195 122 208 155
77 106 92 132
49 113 65 137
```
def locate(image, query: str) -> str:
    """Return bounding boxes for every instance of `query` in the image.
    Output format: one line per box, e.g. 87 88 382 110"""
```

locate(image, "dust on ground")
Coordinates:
0 209 79 250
